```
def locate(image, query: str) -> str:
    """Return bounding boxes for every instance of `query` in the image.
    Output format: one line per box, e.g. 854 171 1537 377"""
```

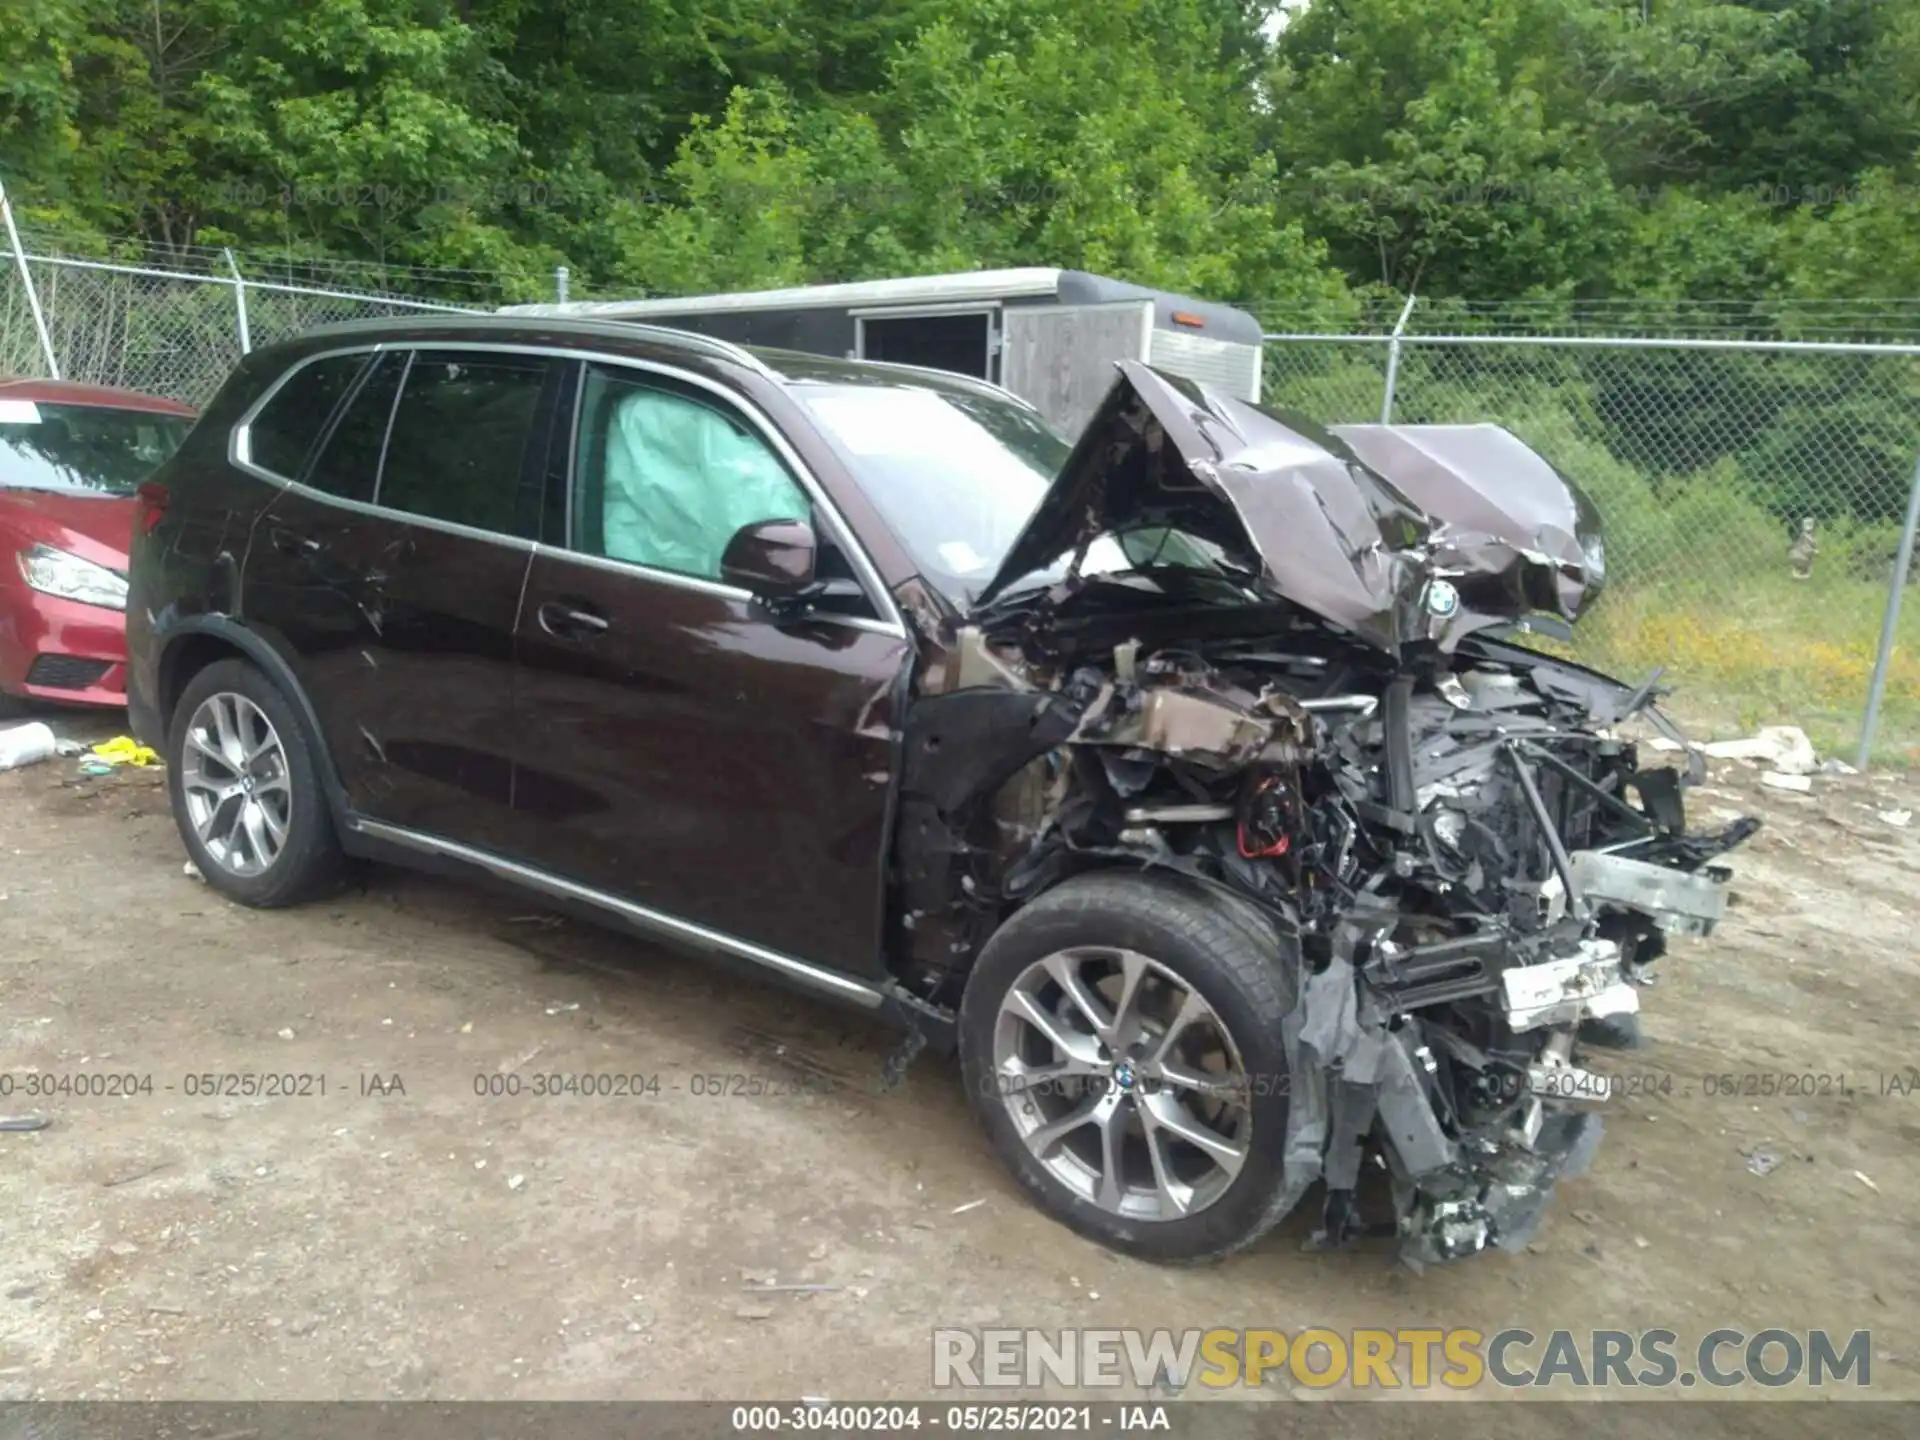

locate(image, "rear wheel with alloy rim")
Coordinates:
960 871 1300 1262
166 658 341 907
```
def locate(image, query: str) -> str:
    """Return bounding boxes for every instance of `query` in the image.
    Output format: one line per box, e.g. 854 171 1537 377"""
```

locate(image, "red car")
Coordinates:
1 378 195 715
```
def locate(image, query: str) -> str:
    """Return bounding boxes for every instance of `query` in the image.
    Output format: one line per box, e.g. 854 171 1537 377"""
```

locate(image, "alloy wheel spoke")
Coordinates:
1156 1058 1243 1099
997 1055 1102 1097
1026 1094 1103 1158
1043 952 1117 1039
1140 1114 1195 1217
186 727 235 777
1107 951 1151 1051
1093 1093 1129 1211
212 696 248 769
1140 1091 1247 1179
1143 988 1212 1069
1006 988 1103 1069
256 798 290 848
241 801 276 867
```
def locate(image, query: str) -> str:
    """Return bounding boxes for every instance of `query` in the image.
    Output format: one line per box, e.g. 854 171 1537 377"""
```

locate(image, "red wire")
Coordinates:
1237 776 1292 858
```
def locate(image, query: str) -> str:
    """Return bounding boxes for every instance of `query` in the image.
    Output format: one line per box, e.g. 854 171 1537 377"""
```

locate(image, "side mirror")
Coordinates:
719 518 817 599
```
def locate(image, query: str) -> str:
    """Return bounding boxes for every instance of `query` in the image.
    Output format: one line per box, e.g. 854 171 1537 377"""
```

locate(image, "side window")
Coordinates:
245 353 371 479
376 352 551 537
303 353 403 504
573 366 810 582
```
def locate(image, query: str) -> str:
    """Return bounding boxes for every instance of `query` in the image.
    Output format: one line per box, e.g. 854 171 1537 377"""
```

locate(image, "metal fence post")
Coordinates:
555 265 570 305
0 179 60 379
223 247 251 354
1379 293 1417 423
1857 447 1920 770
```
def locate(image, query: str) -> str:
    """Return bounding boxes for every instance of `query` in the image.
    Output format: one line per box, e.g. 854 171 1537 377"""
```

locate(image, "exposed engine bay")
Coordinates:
886 363 1758 1266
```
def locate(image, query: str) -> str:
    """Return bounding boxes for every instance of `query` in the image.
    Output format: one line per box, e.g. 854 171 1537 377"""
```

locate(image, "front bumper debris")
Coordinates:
1570 849 1730 937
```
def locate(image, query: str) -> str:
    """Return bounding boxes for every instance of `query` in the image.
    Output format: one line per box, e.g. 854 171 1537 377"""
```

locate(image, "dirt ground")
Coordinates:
1 706 1917 1405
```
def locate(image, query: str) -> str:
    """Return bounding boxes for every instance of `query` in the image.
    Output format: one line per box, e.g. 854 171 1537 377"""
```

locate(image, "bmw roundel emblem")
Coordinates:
1427 580 1460 617
1112 1061 1137 1092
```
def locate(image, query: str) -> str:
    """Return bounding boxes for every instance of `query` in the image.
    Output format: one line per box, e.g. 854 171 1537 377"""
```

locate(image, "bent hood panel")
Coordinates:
1327 423 1605 623
974 362 1604 652
975 361 1434 651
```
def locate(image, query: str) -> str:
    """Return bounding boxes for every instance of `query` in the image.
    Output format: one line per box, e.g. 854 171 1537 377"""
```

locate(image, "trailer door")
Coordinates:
854 308 995 379
1000 300 1153 435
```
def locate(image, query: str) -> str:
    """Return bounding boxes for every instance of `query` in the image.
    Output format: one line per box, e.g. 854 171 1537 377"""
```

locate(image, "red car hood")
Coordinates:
0 489 136 570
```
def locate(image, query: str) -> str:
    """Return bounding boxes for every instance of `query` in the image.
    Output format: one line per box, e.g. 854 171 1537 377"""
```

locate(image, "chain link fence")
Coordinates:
1 227 479 408
5 212 1916 764
1256 300 1920 766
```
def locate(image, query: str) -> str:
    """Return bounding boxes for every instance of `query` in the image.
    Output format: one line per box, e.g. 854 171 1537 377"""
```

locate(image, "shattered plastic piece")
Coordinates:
0 722 57 772
0 1116 51 1133
1744 1147 1782 1177
950 1199 986 1215
1879 809 1912 828
1702 727 1817 775
1760 771 1813 793
1854 1170 1880 1194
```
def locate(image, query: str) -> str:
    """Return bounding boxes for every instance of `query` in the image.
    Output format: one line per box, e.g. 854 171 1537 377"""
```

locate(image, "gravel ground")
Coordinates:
1 706 1916 1404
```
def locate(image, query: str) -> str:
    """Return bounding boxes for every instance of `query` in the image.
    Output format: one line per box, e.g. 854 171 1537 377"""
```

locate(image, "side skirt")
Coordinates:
345 817 888 1011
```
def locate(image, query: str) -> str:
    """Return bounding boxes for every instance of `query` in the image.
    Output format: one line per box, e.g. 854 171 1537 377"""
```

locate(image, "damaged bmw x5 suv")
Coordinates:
127 316 1754 1267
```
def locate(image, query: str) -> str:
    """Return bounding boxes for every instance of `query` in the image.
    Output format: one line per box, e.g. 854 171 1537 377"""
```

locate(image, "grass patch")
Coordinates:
1564 574 1919 766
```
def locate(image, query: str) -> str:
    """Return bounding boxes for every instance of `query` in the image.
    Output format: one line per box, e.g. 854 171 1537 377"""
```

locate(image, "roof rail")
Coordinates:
608 322 776 377
843 355 1039 412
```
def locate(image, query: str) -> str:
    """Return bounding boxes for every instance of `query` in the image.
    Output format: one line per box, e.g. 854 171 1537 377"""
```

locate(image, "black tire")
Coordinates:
165 658 342 908
959 870 1300 1263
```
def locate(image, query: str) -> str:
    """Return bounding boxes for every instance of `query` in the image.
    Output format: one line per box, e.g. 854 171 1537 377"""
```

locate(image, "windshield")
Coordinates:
0 400 191 497
797 381 1242 605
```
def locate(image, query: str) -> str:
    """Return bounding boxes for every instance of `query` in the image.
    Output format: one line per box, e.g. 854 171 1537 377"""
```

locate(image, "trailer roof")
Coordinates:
501 268 1064 319
498 268 1261 343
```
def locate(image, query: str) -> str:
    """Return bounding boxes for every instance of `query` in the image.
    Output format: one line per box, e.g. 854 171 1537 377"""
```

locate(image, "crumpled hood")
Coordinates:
975 362 1606 653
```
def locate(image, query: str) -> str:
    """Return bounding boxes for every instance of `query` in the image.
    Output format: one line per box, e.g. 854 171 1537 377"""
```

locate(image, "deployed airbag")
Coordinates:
601 389 810 579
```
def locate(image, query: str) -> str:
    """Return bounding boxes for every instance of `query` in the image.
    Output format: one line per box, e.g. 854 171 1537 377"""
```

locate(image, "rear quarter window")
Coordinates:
245 353 371 479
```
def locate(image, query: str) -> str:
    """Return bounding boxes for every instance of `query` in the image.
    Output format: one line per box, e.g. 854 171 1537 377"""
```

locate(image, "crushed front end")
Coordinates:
885 362 1758 1266
898 621 1755 1267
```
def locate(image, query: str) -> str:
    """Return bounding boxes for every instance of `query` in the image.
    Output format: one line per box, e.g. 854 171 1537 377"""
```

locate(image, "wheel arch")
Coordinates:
157 618 353 830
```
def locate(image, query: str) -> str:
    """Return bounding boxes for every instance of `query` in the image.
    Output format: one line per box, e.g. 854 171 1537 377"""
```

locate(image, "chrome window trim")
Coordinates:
230 341 907 639
352 818 885 1008
229 342 384 477
523 542 902 635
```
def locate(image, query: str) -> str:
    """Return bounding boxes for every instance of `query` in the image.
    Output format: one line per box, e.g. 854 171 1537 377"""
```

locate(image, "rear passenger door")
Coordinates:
243 346 563 851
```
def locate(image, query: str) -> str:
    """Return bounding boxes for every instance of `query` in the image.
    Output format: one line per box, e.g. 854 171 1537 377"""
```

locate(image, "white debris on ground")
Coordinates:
0 722 58 772
1700 725 1819 775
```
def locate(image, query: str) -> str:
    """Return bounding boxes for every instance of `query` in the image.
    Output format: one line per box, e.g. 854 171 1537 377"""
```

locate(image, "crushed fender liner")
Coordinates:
890 363 1758 1266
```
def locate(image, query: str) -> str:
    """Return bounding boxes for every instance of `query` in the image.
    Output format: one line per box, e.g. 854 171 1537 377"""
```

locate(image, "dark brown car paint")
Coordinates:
509 555 908 975
128 317 934 996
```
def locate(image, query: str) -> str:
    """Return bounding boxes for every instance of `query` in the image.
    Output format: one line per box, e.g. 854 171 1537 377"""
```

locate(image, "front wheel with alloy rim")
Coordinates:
166 657 342 908
959 872 1301 1263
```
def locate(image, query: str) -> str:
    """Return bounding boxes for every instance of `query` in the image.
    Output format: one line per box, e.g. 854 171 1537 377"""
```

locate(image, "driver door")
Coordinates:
507 361 911 981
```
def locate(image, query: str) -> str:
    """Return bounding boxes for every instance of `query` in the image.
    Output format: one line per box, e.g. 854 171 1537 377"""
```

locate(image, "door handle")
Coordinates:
537 600 611 639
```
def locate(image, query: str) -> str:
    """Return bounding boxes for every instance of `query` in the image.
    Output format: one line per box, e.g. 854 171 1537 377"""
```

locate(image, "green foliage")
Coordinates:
0 0 1915 316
